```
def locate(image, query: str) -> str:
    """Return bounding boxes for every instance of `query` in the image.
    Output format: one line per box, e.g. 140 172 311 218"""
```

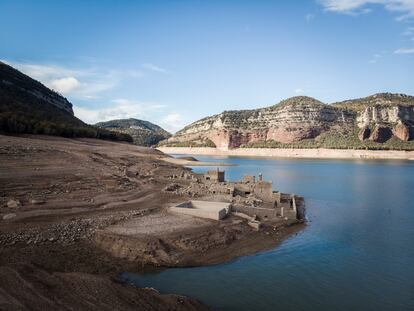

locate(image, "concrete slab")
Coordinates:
169 200 231 221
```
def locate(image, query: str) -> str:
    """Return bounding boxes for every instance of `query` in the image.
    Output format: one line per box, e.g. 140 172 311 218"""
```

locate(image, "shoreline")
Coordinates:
160 156 237 167
158 147 414 161
0 135 303 311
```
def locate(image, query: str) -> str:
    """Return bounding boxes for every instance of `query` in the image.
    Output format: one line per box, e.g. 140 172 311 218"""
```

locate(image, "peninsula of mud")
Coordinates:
0 134 305 310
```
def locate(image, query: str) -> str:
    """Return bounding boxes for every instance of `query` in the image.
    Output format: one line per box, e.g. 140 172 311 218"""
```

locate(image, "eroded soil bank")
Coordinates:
0 135 303 310
158 146 414 160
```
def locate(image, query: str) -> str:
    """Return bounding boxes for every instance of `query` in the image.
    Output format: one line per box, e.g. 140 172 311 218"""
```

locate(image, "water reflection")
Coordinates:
123 156 414 311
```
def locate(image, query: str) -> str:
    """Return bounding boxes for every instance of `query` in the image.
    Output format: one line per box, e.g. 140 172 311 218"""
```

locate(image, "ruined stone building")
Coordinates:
166 169 304 222
204 168 225 182
234 175 281 206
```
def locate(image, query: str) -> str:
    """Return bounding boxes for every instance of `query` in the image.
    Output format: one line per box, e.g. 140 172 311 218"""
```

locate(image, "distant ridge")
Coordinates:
0 61 132 142
96 118 171 146
162 93 414 151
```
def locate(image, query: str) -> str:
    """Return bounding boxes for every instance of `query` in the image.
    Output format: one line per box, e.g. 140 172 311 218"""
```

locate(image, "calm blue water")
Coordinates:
122 156 414 311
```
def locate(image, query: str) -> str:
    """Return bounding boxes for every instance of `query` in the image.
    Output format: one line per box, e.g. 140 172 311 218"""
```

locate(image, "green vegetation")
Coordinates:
242 126 414 151
95 118 170 146
158 138 216 148
271 96 326 110
0 104 132 142
175 116 217 135
332 93 414 111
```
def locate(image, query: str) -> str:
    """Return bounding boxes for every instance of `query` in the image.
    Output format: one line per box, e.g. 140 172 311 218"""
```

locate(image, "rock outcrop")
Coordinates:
0 61 132 142
370 125 393 143
0 61 73 114
164 93 414 150
95 118 171 146
358 126 371 141
393 122 411 141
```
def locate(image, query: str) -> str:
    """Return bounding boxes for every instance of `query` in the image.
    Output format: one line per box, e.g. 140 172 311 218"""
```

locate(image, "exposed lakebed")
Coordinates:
122 155 414 311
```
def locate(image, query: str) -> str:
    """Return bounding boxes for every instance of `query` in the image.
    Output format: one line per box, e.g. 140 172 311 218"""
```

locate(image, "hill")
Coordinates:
95 118 171 146
0 61 132 142
161 93 414 150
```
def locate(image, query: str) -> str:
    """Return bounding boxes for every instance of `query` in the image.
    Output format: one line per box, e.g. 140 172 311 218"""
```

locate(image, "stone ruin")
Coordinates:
204 168 225 182
165 168 305 227
169 200 231 221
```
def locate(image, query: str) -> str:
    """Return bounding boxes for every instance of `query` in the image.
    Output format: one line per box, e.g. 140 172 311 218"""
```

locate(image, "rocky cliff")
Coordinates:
95 118 171 146
0 61 131 142
0 61 73 114
162 93 414 150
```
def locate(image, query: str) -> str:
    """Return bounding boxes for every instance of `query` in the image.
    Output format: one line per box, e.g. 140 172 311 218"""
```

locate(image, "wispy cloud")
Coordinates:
316 2 414 61
141 63 168 74
48 77 81 94
369 53 383 63
2 58 179 129
159 113 186 133
305 13 316 22
73 98 166 124
1 59 142 99
394 47 414 53
294 88 304 94
73 99 184 133
402 26 414 41
317 0 414 18
403 26 414 35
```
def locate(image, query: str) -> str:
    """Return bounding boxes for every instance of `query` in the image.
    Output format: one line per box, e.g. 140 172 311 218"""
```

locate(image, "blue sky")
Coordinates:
1 0 414 132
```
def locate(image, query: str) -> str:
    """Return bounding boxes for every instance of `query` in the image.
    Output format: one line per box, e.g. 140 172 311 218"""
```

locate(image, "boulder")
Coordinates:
358 126 371 141
393 123 411 141
163 183 181 192
370 126 392 143
2 213 17 220
7 199 21 208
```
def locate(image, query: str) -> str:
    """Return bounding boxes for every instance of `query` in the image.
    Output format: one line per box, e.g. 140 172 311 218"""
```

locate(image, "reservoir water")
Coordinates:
122 156 414 311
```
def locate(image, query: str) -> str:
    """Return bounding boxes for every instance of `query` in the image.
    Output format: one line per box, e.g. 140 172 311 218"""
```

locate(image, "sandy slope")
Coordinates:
161 156 236 166
158 147 414 160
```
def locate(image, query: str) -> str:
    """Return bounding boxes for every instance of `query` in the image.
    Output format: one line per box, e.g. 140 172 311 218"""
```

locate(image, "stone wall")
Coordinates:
295 196 306 220
252 181 274 202
169 200 231 221
231 204 280 221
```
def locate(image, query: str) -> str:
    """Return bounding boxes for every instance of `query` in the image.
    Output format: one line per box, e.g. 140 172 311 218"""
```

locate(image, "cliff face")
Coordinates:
164 93 414 150
95 118 171 146
0 61 73 114
0 61 132 142
333 93 414 127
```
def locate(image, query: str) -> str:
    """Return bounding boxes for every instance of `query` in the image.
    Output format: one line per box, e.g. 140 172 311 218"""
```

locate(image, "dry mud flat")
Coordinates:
0 135 303 310
158 146 414 160
161 156 236 167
